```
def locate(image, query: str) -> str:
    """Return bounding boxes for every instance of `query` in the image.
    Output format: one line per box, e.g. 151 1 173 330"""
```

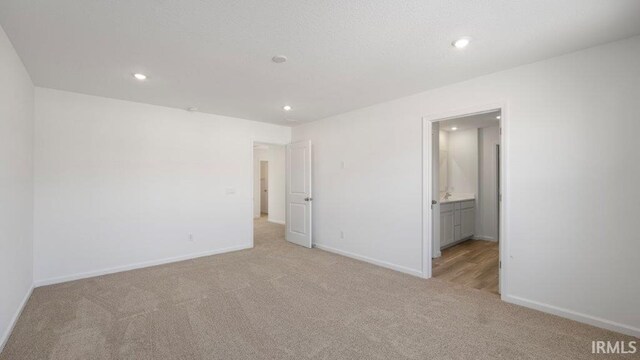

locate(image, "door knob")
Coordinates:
432 200 438 205
304 197 313 201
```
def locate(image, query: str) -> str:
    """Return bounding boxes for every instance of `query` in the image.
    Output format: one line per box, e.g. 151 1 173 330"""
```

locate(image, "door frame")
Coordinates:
421 102 508 298
251 139 288 248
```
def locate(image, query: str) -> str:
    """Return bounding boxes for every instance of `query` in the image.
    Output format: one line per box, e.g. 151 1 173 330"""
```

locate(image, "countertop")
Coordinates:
440 196 475 204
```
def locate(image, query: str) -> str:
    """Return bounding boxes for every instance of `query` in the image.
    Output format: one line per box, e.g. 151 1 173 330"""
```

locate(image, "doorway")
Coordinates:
253 142 286 224
252 141 287 250
422 105 506 296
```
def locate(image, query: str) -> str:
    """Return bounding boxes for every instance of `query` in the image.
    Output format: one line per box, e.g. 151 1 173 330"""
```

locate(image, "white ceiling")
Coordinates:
440 111 500 132
1 1 639 126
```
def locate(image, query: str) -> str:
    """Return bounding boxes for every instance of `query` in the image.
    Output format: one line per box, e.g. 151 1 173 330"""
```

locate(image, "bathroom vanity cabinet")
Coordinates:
440 199 475 249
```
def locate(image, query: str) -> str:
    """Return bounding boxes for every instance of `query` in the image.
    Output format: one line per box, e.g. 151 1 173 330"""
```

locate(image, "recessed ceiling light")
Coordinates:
283 105 292 111
133 73 147 80
496 115 501 119
452 37 471 49
451 127 458 131
272 55 287 64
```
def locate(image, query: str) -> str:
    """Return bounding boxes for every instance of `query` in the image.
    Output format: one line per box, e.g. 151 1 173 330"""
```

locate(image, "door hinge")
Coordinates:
499 261 502 269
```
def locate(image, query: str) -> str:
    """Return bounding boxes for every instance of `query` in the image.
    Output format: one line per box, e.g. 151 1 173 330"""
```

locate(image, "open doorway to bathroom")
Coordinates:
424 108 504 295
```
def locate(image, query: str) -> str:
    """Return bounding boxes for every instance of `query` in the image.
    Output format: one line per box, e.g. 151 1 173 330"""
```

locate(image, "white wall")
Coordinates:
293 35 640 336
477 126 500 241
34 88 291 285
438 131 448 194
0 25 34 351
253 144 285 223
447 128 478 196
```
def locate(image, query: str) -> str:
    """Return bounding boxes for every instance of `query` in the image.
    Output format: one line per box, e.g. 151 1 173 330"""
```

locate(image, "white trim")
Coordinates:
268 219 285 225
251 139 256 246
422 102 508 295
503 295 640 338
34 244 252 287
421 119 433 278
0 284 34 353
474 235 497 241
440 236 474 250
314 243 423 278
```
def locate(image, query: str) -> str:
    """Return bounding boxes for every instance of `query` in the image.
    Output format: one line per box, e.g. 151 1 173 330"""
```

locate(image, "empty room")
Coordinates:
1 1 639 359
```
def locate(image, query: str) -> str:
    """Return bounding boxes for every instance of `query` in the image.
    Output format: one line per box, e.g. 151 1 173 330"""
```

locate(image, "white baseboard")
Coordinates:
311 241 639 337
503 294 639 338
440 235 474 250
313 243 423 278
0 284 33 353
267 219 285 225
34 244 253 287
474 235 497 241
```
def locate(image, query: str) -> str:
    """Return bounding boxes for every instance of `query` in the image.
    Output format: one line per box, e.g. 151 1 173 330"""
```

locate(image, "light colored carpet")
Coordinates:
1 218 635 359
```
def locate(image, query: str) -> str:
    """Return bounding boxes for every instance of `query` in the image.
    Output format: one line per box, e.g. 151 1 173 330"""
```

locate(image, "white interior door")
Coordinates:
286 140 312 248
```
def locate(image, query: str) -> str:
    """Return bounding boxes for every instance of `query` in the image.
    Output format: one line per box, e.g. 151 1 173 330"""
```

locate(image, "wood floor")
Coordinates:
433 239 499 295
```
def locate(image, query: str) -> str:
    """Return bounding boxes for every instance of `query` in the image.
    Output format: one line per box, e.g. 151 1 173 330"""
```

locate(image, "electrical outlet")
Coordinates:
189 234 194 242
